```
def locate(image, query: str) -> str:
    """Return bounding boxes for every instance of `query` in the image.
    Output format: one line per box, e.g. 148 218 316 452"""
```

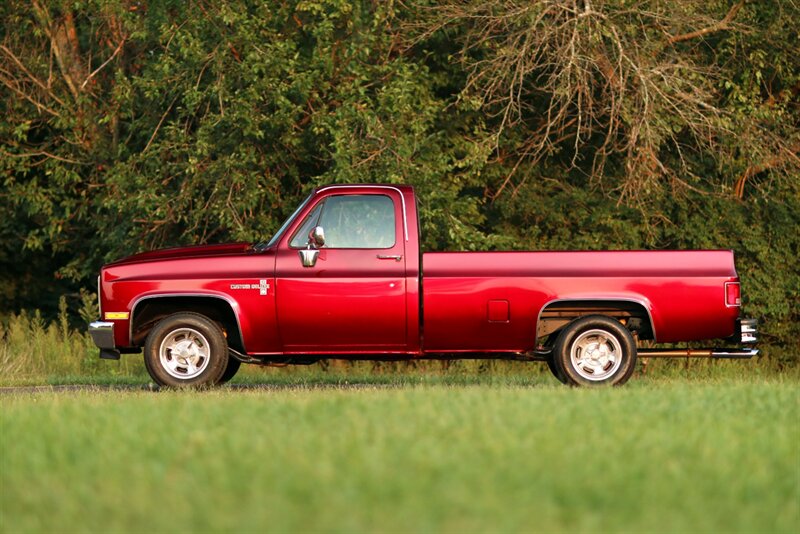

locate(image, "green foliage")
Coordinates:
0 0 797 361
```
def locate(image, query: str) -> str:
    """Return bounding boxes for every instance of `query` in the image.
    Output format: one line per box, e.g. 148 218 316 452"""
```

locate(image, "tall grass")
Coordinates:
1 300 794 387
0 296 147 385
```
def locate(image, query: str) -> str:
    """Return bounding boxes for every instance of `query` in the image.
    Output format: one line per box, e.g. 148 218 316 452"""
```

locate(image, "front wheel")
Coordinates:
553 315 637 387
218 357 241 385
144 312 230 388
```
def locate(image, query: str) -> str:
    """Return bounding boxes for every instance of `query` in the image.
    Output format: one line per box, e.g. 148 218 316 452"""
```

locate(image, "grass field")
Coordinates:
2 378 798 533
2 312 799 532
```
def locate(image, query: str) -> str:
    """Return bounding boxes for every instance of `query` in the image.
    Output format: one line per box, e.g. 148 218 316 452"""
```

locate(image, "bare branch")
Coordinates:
407 0 739 204
0 149 87 165
80 38 125 89
734 140 800 198
0 72 61 117
668 1 745 44
0 45 66 106
143 96 179 153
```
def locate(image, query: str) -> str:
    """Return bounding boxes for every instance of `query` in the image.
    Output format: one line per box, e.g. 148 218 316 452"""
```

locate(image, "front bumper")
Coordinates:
88 321 120 360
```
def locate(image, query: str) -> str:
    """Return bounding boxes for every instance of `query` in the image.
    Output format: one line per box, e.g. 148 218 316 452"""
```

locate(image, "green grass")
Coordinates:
2 379 798 533
2 308 798 532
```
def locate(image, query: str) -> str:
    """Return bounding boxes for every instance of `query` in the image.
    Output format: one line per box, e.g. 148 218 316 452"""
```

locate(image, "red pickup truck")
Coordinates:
89 184 757 387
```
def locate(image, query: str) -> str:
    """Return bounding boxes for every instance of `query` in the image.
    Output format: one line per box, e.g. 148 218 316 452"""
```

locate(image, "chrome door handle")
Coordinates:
376 254 402 261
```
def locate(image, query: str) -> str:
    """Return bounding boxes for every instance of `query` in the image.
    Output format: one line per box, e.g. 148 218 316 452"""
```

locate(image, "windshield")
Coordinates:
253 192 314 252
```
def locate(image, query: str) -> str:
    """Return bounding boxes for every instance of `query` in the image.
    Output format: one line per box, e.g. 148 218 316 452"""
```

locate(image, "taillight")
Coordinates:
725 282 741 306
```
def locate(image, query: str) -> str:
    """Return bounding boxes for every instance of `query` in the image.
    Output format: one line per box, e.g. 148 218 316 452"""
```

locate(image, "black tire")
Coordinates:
144 312 229 388
553 315 637 387
218 357 241 385
546 355 568 384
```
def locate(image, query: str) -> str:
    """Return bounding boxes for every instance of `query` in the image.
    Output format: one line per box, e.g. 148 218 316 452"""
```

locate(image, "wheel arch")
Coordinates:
536 297 656 345
129 293 246 353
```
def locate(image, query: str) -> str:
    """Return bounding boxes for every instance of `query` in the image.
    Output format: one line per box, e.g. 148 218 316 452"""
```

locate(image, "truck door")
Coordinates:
274 190 408 351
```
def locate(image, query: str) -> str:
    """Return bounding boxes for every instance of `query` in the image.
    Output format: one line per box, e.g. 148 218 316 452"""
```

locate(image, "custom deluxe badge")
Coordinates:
230 279 270 295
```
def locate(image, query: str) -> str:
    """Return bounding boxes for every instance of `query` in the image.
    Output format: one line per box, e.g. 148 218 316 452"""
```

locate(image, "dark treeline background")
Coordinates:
1 1 798 362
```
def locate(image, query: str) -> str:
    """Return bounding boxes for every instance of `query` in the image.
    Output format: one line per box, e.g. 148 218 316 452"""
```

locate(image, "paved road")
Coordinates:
0 384 158 394
0 382 402 394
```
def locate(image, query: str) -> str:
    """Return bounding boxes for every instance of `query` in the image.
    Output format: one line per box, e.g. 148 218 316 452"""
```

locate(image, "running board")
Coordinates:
637 348 759 359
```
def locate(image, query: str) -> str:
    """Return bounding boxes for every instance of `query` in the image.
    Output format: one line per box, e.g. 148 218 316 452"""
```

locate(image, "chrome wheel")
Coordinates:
569 329 623 381
158 327 211 380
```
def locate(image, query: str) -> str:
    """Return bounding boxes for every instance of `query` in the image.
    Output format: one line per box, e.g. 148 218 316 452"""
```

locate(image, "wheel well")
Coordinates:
536 300 654 344
130 296 245 352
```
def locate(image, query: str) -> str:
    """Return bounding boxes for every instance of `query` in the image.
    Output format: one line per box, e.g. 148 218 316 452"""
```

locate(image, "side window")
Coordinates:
289 202 324 248
319 195 396 249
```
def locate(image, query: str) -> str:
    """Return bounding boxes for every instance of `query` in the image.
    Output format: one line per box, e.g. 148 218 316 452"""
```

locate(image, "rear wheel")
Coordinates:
144 312 229 388
546 355 568 384
553 315 637 386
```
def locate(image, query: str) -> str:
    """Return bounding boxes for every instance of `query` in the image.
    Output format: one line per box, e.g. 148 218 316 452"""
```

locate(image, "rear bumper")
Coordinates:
88 321 120 360
737 318 758 344
638 317 759 360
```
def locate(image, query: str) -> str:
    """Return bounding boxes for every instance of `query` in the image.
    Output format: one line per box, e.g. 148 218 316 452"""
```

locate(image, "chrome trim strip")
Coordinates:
129 293 247 352
536 297 658 342
637 348 759 358
712 348 759 359
317 185 409 242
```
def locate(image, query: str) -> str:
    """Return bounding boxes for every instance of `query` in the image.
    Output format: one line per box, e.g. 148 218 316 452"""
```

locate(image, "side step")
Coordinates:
638 348 759 359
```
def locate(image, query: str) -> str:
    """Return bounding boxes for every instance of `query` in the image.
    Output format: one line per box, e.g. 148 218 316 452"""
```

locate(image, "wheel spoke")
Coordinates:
159 327 212 380
570 328 625 382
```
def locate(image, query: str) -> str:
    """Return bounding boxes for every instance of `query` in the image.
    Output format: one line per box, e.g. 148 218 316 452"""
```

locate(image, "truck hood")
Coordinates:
106 242 258 267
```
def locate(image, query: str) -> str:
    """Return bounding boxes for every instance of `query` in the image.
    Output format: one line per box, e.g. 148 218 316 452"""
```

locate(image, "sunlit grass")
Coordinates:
2 310 797 532
2 380 797 533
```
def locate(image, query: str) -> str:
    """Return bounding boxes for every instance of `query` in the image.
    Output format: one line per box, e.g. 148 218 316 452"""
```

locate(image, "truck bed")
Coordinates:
421 250 739 352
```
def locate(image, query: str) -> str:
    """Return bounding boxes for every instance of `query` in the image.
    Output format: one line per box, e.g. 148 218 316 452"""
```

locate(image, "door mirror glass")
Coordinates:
309 226 325 248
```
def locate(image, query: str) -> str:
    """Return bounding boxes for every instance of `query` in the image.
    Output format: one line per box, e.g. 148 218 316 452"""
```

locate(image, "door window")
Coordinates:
290 194 396 249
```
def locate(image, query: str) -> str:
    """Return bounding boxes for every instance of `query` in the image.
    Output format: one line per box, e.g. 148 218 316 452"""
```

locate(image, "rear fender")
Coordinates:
536 297 657 344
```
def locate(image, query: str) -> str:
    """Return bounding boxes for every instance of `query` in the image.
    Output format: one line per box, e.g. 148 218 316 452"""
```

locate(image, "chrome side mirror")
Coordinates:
309 226 325 248
299 226 324 267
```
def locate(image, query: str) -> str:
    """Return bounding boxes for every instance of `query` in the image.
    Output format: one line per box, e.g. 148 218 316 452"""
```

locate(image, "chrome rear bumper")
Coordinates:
739 318 758 344
88 321 120 360
637 317 759 360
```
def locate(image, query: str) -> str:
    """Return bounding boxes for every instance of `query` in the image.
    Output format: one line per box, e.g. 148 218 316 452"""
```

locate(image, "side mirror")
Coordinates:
299 226 325 267
309 226 325 248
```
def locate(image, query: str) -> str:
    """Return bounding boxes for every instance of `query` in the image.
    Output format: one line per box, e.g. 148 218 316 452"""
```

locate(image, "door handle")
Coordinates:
377 254 402 261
